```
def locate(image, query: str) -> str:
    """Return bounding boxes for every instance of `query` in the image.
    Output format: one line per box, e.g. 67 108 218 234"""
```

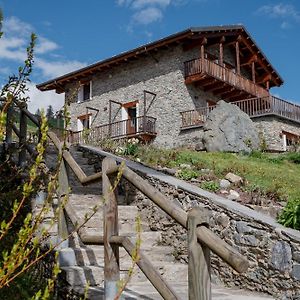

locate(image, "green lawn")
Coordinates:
133 146 300 229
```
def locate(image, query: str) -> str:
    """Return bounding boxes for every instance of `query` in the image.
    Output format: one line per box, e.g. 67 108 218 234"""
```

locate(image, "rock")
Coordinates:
179 163 191 169
227 190 240 200
161 167 177 176
203 100 259 153
225 172 243 184
195 142 205 151
292 264 300 280
293 251 300 262
216 213 230 228
233 233 258 246
219 179 231 189
200 168 211 173
220 189 229 194
270 241 292 272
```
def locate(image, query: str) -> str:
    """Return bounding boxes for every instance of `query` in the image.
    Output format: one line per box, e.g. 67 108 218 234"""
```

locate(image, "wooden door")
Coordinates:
127 107 137 134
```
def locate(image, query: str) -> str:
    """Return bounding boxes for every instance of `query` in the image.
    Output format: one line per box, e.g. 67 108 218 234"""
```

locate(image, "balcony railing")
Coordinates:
181 96 300 128
69 116 157 144
184 58 269 98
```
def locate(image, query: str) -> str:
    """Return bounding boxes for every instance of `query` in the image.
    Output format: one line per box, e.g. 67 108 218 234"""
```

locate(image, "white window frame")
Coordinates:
77 81 92 103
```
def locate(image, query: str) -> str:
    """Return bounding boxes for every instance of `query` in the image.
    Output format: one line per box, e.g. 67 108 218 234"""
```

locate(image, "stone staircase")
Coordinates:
42 146 274 299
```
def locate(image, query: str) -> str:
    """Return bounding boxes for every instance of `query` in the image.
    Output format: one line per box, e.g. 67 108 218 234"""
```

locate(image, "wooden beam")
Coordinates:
103 157 120 299
235 40 240 75
256 73 272 84
219 40 224 66
213 86 234 96
241 54 257 66
252 61 256 83
203 81 224 92
188 208 211 300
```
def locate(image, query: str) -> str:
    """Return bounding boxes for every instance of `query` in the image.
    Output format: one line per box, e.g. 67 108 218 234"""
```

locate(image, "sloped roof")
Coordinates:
37 25 283 93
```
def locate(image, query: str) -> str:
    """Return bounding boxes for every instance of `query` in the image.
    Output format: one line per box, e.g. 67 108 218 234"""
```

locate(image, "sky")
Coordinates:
0 0 300 113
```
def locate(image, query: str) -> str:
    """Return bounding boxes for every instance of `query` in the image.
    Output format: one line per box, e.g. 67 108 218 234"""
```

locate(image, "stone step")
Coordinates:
59 244 174 268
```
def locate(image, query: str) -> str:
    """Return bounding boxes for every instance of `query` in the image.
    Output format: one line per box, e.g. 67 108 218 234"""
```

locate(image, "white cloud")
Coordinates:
4 16 33 36
26 82 64 113
257 3 300 21
132 7 163 24
117 0 185 27
35 58 87 78
131 0 171 9
35 37 59 54
0 37 27 61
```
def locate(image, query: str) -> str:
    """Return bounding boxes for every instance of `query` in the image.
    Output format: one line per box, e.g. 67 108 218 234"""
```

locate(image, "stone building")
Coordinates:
37 25 300 151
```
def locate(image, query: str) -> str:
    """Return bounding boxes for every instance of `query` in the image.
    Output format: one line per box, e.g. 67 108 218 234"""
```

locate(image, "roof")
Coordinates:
37 25 283 93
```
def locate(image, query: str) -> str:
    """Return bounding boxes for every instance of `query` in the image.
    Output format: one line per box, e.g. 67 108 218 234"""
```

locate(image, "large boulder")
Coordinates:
203 100 259 153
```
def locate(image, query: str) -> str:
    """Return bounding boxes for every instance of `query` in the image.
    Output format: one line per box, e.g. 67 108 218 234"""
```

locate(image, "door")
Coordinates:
126 107 137 134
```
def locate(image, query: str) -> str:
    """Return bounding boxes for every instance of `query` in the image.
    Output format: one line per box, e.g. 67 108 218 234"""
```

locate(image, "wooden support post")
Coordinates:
266 80 270 91
251 61 256 83
109 100 112 137
143 90 147 132
188 207 211 300
57 159 69 248
5 104 13 146
18 104 27 166
102 157 120 299
219 36 225 66
235 40 240 75
200 38 207 60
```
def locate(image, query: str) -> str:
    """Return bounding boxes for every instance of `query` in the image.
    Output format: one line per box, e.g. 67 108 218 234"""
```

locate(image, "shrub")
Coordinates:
177 169 199 180
200 181 219 192
278 199 300 230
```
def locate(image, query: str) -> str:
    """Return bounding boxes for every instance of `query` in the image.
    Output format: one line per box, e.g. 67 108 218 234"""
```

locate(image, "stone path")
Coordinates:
43 146 275 299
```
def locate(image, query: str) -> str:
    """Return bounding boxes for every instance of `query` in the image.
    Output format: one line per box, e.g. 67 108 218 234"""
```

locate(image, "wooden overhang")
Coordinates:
36 25 283 94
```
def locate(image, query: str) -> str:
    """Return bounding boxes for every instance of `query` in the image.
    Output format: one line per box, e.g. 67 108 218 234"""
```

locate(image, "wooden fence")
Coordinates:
69 115 157 144
3 101 249 299
181 96 300 129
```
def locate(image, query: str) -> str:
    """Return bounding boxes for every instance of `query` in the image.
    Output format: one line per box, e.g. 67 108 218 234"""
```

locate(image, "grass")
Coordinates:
134 146 300 203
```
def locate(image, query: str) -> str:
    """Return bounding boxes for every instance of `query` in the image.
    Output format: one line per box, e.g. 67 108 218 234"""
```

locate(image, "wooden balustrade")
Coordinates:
181 96 300 128
184 58 269 98
69 115 157 144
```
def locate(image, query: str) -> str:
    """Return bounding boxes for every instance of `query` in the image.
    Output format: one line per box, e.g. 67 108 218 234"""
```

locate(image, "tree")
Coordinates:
46 105 54 120
35 108 41 116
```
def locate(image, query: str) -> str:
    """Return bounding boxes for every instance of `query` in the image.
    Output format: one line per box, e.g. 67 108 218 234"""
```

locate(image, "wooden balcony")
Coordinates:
181 96 300 129
69 116 157 144
184 58 269 101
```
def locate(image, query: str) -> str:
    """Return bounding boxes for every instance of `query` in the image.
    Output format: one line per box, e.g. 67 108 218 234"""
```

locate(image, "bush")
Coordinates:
278 199 300 230
200 181 219 192
177 169 199 180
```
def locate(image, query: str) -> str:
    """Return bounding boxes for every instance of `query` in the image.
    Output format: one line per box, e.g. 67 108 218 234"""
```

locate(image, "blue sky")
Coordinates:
0 0 300 112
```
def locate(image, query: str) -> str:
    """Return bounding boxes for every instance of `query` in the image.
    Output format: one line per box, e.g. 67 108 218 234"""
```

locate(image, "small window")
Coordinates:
78 81 91 103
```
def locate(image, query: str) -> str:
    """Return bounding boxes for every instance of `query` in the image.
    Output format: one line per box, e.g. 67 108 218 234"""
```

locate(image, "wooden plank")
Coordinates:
121 166 249 273
102 157 120 299
188 208 211 300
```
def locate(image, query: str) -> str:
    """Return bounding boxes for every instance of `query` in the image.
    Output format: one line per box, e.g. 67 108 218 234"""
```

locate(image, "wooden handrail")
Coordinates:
7 104 248 299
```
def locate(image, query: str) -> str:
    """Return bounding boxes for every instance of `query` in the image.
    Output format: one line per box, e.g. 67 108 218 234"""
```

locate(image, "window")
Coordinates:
78 81 91 103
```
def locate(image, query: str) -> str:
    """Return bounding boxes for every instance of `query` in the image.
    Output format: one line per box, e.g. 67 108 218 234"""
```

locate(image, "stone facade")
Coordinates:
65 44 238 148
81 146 300 299
254 116 300 152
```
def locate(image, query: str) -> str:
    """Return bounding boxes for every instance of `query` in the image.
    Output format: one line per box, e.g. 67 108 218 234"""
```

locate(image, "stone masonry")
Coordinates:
81 145 300 299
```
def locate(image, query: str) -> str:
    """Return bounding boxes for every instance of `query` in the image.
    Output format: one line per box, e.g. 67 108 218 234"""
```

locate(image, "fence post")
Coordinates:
102 157 120 299
18 104 27 166
188 207 211 300
56 158 69 248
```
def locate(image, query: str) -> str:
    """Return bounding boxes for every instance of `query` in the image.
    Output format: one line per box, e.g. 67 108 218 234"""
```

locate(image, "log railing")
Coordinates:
3 102 249 299
69 115 157 144
181 96 300 128
184 58 269 98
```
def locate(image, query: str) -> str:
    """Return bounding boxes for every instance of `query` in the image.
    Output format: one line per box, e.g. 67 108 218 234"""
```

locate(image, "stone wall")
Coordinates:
80 146 300 299
65 42 250 148
131 178 300 299
254 116 300 152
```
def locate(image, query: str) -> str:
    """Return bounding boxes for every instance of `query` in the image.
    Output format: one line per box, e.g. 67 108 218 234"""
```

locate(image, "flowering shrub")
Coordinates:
124 138 139 156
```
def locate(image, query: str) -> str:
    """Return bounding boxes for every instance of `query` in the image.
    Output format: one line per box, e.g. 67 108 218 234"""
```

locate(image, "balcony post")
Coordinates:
235 37 241 75
200 37 207 60
219 36 225 66
251 61 256 84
